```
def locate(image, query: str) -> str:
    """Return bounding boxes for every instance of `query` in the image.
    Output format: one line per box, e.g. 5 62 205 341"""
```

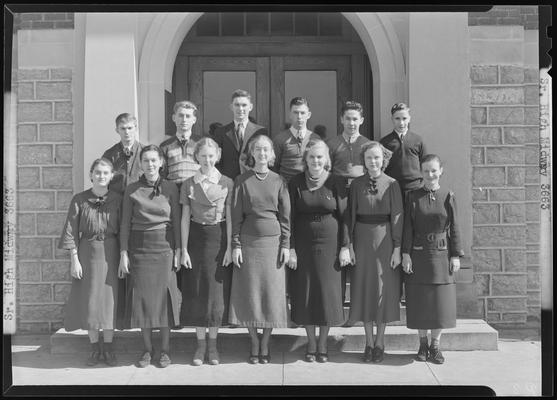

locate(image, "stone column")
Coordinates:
82 13 138 189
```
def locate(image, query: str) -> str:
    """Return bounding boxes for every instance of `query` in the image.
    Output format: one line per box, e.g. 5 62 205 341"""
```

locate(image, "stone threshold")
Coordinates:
51 319 498 354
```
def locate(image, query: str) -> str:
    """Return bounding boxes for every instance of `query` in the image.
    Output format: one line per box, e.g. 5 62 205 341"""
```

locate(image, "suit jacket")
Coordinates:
102 140 144 196
213 121 268 180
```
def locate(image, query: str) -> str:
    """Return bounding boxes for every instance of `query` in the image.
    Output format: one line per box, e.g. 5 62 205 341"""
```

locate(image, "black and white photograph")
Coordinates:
3 3 552 397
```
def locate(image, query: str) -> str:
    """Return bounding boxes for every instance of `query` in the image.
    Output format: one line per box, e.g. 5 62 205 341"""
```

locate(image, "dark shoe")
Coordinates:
428 346 445 364
304 352 317 362
248 354 259 364
363 345 374 363
416 343 429 362
102 342 117 366
371 346 384 363
259 353 271 364
136 351 152 368
316 352 329 363
159 351 171 368
86 342 101 366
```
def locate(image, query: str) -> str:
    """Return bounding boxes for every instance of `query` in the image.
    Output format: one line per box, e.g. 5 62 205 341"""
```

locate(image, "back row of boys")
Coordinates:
102 89 427 200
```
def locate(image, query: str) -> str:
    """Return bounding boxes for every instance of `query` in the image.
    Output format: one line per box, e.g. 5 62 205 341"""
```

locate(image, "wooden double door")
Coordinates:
175 55 356 139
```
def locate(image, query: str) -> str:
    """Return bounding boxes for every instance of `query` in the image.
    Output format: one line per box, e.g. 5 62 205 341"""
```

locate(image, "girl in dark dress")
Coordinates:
180 137 233 366
402 154 464 364
58 158 121 366
348 141 403 363
119 145 182 369
229 134 291 364
288 139 351 363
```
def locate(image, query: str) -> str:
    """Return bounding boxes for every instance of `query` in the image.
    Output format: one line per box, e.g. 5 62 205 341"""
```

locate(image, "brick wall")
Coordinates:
470 64 540 326
469 6 538 30
14 13 75 30
16 68 74 332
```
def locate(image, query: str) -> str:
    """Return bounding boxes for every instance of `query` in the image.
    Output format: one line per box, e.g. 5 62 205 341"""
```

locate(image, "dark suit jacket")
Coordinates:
102 140 144 195
213 121 268 180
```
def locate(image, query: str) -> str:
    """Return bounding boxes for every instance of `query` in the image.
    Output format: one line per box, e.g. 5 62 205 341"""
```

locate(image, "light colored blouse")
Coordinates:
180 169 234 225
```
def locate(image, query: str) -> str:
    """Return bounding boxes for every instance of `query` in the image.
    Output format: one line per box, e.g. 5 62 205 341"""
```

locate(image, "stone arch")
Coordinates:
138 12 405 142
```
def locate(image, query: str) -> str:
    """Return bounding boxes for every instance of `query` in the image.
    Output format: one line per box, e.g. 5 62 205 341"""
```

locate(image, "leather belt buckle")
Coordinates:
426 233 436 242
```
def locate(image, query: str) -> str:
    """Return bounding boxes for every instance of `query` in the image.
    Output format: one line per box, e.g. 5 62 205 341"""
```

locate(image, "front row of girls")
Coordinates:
59 108 462 370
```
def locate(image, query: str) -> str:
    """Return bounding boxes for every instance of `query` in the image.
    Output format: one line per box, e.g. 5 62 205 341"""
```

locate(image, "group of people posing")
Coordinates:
59 89 464 370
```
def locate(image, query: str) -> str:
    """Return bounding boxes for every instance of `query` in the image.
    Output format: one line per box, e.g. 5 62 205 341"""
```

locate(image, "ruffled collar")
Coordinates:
367 172 382 194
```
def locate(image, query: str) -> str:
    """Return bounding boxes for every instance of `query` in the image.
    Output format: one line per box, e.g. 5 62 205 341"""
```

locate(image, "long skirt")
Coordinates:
348 221 401 324
228 234 288 328
290 214 345 326
405 283 456 329
180 221 231 327
126 228 181 329
64 238 119 331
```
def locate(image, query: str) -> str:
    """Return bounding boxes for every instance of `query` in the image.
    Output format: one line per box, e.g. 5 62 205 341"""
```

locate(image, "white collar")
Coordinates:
234 119 249 129
289 126 307 138
342 132 360 143
193 168 221 185
395 129 407 139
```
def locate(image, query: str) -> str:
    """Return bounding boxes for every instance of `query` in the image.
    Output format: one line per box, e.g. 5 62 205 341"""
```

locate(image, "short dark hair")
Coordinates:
173 101 198 116
89 157 114 174
139 144 165 175
421 154 443 168
390 102 410 115
231 89 252 102
289 97 309 109
115 113 137 127
341 101 364 117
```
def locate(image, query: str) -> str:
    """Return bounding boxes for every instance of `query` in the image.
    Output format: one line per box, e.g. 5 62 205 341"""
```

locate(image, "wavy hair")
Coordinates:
359 141 393 172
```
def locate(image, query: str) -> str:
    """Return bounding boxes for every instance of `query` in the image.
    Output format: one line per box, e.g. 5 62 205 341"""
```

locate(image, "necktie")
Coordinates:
178 137 187 155
236 123 244 150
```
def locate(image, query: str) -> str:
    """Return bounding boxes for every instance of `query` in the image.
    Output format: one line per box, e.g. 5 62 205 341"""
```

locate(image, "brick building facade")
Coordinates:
10 7 543 333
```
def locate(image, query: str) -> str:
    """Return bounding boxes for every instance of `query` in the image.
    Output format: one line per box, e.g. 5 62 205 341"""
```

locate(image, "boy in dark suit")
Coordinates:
379 102 428 202
272 97 321 183
213 89 268 180
102 113 145 196
102 113 145 333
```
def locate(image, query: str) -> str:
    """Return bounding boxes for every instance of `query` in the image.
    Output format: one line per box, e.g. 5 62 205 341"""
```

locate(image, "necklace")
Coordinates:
254 170 269 181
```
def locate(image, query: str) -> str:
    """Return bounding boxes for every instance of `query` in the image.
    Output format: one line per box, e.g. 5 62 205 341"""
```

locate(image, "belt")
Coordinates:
88 233 116 241
356 214 390 224
414 231 448 250
191 219 225 226
300 213 332 222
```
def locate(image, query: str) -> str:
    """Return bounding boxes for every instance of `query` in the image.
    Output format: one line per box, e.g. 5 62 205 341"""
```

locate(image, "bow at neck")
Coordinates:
140 174 163 197
367 173 380 195
424 186 439 202
86 190 109 208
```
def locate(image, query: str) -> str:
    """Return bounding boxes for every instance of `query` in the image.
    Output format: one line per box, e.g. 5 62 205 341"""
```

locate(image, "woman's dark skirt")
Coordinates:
126 228 181 329
180 221 231 327
405 283 456 329
64 237 119 331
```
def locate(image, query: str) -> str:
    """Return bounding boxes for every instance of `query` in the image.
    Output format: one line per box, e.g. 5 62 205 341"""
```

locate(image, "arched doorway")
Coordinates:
168 12 373 140
138 12 405 147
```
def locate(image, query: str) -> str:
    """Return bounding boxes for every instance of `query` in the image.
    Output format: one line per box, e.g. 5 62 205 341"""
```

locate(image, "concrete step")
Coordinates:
51 319 498 354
